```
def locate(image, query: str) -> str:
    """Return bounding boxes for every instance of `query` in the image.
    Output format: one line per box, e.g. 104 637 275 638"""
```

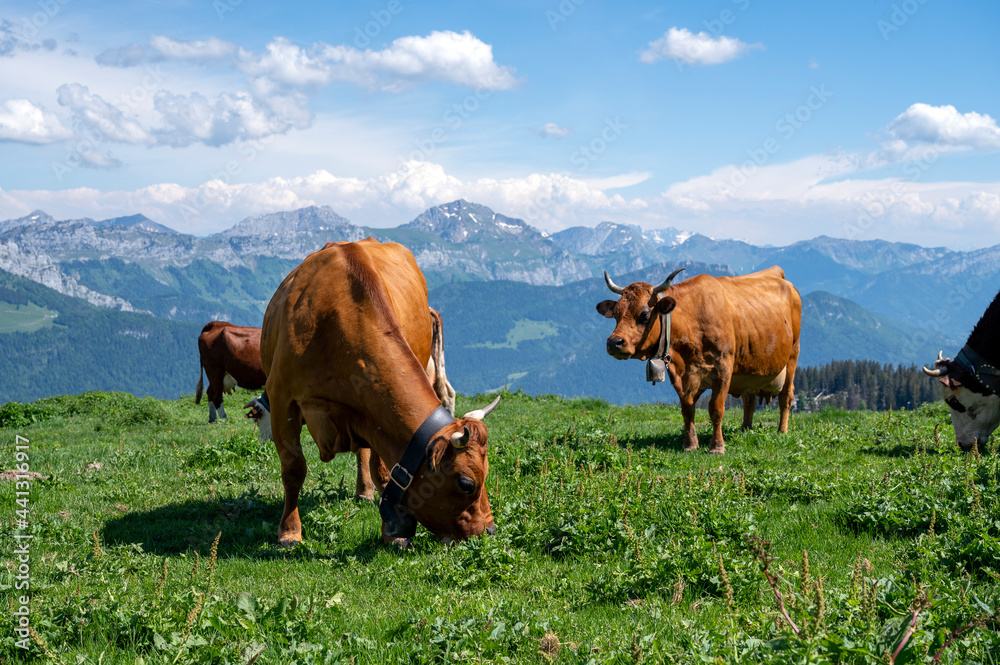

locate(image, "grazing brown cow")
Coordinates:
596 266 801 454
195 321 267 423
247 305 458 500
253 238 499 546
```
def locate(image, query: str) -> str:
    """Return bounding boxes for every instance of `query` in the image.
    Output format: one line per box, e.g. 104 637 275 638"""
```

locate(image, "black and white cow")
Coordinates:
923 291 1000 451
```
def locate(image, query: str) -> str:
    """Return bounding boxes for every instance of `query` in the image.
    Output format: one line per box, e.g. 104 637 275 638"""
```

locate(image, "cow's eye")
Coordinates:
637 309 651 324
457 476 477 495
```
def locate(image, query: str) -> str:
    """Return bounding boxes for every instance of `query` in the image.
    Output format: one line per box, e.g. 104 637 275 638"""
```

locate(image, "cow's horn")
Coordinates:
652 267 685 296
463 395 501 421
922 350 949 377
604 271 624 295
451 427 470 448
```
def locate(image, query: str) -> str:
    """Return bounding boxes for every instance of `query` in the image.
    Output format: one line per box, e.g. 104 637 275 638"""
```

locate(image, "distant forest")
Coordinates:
793 359 939 412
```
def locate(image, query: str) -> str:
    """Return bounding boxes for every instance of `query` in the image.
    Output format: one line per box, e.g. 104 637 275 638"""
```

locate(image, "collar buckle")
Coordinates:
389 464 414 491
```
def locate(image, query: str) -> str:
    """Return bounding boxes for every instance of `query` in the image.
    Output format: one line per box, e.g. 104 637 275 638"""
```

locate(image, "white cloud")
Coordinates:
97 36 238 67
57 83 153 143
0 98 73 143
2 158 1000 249
532 122 572 139
886 103 1000 151
237 38 334 90
95 43 148 67
75 30 519 153
75 148 122 169
319 30 520 91
0 19 57 57
582 172 651 190
0 162 643 235
98 31 519 93
152 89 310 147
640 28 763 66
149 35 237 61
57 83 153 144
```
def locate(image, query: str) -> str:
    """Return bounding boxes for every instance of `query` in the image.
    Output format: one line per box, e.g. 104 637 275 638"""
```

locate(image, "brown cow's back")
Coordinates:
671 267 800 378
261 238 438 457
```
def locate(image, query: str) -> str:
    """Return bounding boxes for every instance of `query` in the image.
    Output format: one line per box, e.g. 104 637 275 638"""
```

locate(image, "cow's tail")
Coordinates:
428 308 457 415
195 364 204 404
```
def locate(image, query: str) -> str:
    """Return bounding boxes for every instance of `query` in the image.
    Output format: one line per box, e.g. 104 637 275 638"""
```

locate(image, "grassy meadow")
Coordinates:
2 389 1000 663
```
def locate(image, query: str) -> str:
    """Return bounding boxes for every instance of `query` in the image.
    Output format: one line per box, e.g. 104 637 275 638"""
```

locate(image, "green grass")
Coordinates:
0 301 57 333
2 390 1000 663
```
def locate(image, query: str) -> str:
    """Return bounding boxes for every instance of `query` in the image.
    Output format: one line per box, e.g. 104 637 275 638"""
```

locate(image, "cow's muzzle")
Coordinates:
607 337 625 354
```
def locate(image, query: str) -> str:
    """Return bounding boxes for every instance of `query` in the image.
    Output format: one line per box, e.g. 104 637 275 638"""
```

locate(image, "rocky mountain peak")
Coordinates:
19 209 55 225
94 214 179 235
403 199 537 244
222 205 357 237
551 222 692 256
0 209 56 233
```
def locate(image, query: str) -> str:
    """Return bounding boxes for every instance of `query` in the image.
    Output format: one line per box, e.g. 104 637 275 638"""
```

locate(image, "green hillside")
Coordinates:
0 269 202 403
0 262 957 407
63 257 293 326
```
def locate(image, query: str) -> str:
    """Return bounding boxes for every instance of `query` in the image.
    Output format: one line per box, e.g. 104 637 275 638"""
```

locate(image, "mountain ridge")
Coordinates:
1 200 996 347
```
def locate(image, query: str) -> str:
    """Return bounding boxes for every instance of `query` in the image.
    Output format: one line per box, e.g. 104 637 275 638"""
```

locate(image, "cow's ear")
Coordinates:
428 438 448 472
653 296 676 315
596 300 617 318
940 376 963 390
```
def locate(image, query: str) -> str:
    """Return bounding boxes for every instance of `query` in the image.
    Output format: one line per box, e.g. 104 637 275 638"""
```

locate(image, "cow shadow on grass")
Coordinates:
626 432 689 452
859 443 953 458
101 489 386 563
626 423 749 453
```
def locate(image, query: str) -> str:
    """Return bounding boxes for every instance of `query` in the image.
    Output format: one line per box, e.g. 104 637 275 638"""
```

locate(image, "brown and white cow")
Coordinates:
195 321 267 423
596 266 801 454
923 290 1000 451
255 238 498 546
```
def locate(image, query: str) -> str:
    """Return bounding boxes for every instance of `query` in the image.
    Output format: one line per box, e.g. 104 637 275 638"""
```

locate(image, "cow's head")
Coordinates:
923 351 1000 451
596 269 684 359
404 396 500 543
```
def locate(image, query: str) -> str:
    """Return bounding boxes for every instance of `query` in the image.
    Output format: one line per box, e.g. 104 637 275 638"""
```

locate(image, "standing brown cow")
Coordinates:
254 238 498 546
195 321 267 423
596 266 801 454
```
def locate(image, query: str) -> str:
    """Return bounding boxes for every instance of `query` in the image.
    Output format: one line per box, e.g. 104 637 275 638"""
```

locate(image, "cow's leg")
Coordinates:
204 368 226 424
354 448 376 501
741 394 756 431
778 346 799 433
679 393 700 451
271 400 307 547
218 404 228 420
707 373 733 454
369 450 388 495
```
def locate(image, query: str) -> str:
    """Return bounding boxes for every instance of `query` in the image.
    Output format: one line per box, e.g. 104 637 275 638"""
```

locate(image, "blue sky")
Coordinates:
0 0 998 248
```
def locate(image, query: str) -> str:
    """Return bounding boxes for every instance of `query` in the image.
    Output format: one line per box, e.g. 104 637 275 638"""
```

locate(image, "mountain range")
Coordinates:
0 199 991 404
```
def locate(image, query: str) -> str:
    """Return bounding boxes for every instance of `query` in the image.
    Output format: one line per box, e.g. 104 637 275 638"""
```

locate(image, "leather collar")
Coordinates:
956 345 1000 397
378 405 455 539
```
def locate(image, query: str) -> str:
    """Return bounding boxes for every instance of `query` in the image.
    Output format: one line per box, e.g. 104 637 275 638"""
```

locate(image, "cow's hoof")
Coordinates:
355 491 377 502
277 537 301 548
683 444 699 452
709 447 726 455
